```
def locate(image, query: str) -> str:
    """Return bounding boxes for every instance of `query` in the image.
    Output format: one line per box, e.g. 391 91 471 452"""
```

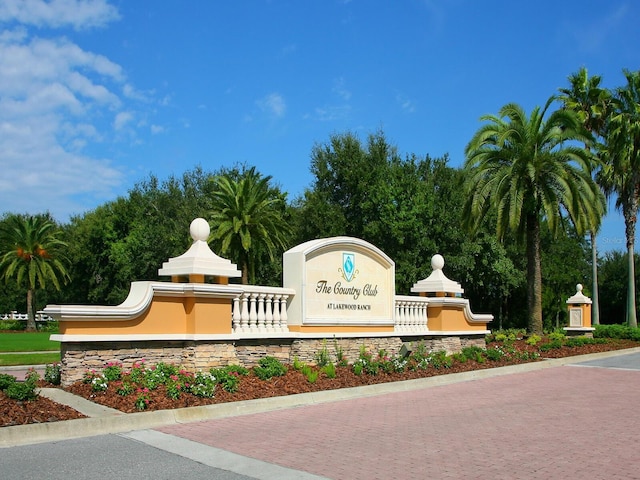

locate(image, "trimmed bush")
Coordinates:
253 356 287 380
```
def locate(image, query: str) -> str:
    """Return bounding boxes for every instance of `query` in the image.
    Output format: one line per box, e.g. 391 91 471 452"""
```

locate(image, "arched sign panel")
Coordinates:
283 237 395 326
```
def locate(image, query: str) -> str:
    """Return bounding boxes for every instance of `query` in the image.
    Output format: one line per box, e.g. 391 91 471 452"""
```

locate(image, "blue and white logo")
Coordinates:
341 252 356 282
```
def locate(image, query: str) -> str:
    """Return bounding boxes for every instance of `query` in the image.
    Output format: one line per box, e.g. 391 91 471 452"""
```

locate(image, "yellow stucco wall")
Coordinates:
427 304 487 332
59 296 233 335
288 325 395 334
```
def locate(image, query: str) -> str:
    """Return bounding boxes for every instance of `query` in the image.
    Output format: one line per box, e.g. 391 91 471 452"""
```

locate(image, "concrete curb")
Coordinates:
2 346 640 448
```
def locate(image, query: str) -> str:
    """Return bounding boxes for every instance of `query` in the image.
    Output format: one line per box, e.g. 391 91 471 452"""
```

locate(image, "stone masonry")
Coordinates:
58 334 486 386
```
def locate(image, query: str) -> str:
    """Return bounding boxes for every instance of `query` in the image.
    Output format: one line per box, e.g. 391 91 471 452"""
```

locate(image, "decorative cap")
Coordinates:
411 254 464 294
158 218 241 279
566 283 592 305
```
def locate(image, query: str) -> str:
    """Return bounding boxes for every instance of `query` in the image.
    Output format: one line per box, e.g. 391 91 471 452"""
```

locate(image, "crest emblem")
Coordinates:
340 252 357 282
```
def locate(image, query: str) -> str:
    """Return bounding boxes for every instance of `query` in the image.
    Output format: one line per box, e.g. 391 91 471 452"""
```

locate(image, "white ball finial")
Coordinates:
190 218 210 242
431 254 445 271
576 283 583 293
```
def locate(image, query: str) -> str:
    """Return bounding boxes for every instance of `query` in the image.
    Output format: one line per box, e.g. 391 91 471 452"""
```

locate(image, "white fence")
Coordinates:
0 311 55 323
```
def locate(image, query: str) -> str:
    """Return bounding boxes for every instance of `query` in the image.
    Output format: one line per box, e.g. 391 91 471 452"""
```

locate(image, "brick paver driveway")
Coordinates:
159 355 640 480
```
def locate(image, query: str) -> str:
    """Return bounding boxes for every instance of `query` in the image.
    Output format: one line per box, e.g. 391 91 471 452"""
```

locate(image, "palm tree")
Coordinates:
558 67 611 325
0 214 70 331
599 69 640 328
464 98 605 334
209 166 292 284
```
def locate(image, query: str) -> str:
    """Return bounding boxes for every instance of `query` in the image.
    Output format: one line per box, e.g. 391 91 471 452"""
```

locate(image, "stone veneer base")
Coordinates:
58 334 486 386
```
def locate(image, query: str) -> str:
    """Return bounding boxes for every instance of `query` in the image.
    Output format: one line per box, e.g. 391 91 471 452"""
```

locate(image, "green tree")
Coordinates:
558 66 611 325
599 69 640 327
464 98 605 334
209 166 292 284
292 130 520 311
598 251 640 324
63 168 215 305
0 214 69 331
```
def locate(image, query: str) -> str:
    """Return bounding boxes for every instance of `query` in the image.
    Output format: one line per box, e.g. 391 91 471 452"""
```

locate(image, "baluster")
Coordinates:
249 293 258 332
422 303 429 331
240 293 250 332
257 293 266 332
403 301 409 332
272 294 281 331
409 302 417 332
279 295 289 331
232 296 241 332
265 294 274 332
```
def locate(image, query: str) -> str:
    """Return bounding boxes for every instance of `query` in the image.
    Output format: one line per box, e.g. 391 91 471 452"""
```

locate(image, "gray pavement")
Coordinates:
2 348 640 479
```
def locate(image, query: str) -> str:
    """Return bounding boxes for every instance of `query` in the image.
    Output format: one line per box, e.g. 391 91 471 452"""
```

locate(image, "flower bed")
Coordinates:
1 334 639 426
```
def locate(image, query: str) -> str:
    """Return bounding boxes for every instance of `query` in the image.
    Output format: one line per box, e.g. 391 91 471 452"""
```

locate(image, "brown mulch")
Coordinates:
0 391 87 426
2 339 639 427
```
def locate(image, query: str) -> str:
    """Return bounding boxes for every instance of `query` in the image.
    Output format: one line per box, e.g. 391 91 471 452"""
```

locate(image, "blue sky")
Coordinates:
0 0 638 254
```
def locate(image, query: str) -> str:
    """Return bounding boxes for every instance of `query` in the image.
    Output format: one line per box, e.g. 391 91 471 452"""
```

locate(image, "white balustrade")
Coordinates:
0 311 54 323
232 286 294 334
394 296 429 333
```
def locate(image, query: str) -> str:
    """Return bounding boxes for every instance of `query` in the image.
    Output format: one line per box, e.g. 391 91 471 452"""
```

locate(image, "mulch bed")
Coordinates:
2 339 638 427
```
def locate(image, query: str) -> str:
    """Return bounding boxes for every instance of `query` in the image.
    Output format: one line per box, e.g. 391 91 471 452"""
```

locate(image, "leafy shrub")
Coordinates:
44 363 61 385
253 356 287 380
189 372 216 398
0 320 24 330
321 362 336 378
0 373 17 390
315 340 331 367
451 352 468 363
485 347 504 361
5 380 38 401
210 366 248 393
292 356 305 370
525 334 541 346
334 339 347 366
408 342 430 370
428 351 453 369
594 324 640 340
301 365 319 383
539 339 563 352
165 381 182 399
487 329 523 343
135 388 150 410
461 346 485 359
115 381 134 396
103 362 123 381
226 364 249 376
392 357 408 372
547 331 566 342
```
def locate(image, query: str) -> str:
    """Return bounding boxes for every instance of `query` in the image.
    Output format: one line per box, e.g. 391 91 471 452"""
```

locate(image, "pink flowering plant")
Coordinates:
134 388 151 410
102 362 123 381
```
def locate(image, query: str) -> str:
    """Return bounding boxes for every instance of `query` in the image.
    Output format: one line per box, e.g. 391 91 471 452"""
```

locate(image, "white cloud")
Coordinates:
0 2 165 220
396 93 416 113
150 124 165 135
332 77 351 101
114 111 134 130
257 93 286 118
0 0 120 30
570 4 628 53
312 105 352 122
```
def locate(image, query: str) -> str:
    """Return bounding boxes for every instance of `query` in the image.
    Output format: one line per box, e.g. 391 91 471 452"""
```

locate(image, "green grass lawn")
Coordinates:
0 332 60 352
0 352 60 366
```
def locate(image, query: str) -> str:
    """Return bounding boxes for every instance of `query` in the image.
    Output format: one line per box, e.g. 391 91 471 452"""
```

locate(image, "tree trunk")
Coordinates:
624 198 637 328
626 243 637 328
591 231 600 325
26 288 36 332
526 214 543 335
